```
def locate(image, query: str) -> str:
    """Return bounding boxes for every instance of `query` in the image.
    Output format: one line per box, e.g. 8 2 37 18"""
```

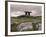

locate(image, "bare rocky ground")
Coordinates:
16 22 33 31
16 20 41 32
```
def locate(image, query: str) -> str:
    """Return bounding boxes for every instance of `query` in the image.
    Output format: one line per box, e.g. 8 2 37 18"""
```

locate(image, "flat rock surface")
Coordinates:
16 22 33 31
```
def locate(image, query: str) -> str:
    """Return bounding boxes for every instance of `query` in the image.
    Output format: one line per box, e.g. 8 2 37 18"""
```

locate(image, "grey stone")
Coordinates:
16 22 33 31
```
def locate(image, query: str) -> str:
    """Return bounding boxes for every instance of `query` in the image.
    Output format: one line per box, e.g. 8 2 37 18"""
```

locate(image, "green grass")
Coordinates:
11 15 42 32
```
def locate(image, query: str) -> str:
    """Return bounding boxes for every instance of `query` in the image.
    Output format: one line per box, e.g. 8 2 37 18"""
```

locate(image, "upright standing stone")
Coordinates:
25 11 32 16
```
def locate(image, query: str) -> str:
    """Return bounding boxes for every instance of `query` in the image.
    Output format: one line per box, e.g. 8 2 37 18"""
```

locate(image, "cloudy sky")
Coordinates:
10 4 42 17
